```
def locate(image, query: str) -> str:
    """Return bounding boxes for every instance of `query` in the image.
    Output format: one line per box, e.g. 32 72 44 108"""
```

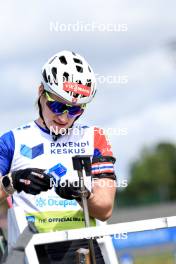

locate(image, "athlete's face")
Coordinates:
39 86 78 134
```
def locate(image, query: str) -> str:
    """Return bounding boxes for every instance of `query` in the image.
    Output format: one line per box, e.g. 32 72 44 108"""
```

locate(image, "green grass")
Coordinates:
135 251 174 264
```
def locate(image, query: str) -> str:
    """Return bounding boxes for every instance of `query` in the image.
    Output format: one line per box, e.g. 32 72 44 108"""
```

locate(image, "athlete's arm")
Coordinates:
87 178 116 221
0 174 8 203
0 131 14 203
87 127 117 221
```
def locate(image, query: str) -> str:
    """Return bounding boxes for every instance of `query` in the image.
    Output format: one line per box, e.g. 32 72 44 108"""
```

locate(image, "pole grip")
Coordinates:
72 155 91 176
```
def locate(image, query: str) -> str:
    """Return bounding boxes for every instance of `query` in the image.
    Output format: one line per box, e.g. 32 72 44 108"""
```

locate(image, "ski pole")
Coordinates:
72 155 96 264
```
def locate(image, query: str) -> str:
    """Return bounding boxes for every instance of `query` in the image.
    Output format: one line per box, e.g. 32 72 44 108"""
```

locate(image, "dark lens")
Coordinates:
47 101 66 114
47 100 83 117
68 106 83 116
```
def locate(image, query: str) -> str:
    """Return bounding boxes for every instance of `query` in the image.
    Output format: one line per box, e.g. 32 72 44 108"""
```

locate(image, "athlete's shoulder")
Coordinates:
93 126 113 157
0 121 35 148
0 130 15 175
0 130 15 146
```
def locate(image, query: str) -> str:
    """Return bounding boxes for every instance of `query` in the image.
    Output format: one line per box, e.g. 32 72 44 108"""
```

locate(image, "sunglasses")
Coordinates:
45 92 86 118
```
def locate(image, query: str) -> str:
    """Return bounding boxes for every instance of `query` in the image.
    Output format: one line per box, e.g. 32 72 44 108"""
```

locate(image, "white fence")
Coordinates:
8 207 176 264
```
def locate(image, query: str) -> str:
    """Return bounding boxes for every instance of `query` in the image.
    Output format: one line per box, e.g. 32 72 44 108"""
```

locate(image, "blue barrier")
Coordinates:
112 227 176 249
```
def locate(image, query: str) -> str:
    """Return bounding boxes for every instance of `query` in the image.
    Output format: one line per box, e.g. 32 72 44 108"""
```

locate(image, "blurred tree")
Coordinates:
117 142 176 207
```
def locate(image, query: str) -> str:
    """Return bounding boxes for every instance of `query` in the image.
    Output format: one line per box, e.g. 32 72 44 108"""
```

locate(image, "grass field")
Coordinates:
135 251 174 264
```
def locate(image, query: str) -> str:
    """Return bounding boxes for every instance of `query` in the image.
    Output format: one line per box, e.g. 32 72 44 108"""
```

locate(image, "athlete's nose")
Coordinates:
56 112 68 124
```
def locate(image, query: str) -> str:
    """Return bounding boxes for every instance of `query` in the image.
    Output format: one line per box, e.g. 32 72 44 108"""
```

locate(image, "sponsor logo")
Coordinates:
35 197 77 208
22 125 31 129
50 141 89 155
48 217 84 222
36 197 47 207
17 125 31 130
63 82 91 96
26 215 35 223
20 143 44 159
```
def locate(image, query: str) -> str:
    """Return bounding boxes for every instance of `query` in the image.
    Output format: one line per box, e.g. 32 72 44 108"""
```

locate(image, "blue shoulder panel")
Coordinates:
0 131 15 175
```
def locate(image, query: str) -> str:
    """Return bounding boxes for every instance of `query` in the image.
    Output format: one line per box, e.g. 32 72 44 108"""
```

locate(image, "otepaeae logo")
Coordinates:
35 197 47 207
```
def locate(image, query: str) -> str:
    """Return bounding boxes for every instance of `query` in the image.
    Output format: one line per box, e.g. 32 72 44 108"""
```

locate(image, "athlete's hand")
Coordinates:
11 168 52 195
55 180 91 201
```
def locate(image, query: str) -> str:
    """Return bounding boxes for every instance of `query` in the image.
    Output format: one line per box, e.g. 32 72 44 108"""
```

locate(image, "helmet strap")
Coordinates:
37 92 83 141
37 93 60 141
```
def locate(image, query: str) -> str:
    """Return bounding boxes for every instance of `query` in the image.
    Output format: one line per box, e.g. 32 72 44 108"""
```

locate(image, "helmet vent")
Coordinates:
49 56 57 64
72 93 80 98
86 79 91 87
76 65 83 73
72 52 76 55
76 80 82 84
48 75 52 85
73 58 83 64
51 67 57 79
88 66 91 72
63 72 69 82
59 56 67 65
42 69 48 83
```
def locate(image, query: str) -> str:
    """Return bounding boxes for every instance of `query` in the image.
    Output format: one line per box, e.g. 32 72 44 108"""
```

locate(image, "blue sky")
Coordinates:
0 0 176 182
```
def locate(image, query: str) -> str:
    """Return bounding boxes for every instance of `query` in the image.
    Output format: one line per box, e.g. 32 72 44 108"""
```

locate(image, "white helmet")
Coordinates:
41 50 97 104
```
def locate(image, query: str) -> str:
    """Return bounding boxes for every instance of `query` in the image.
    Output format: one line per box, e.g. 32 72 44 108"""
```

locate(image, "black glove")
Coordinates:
55 180 91 201
11 168 52 195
